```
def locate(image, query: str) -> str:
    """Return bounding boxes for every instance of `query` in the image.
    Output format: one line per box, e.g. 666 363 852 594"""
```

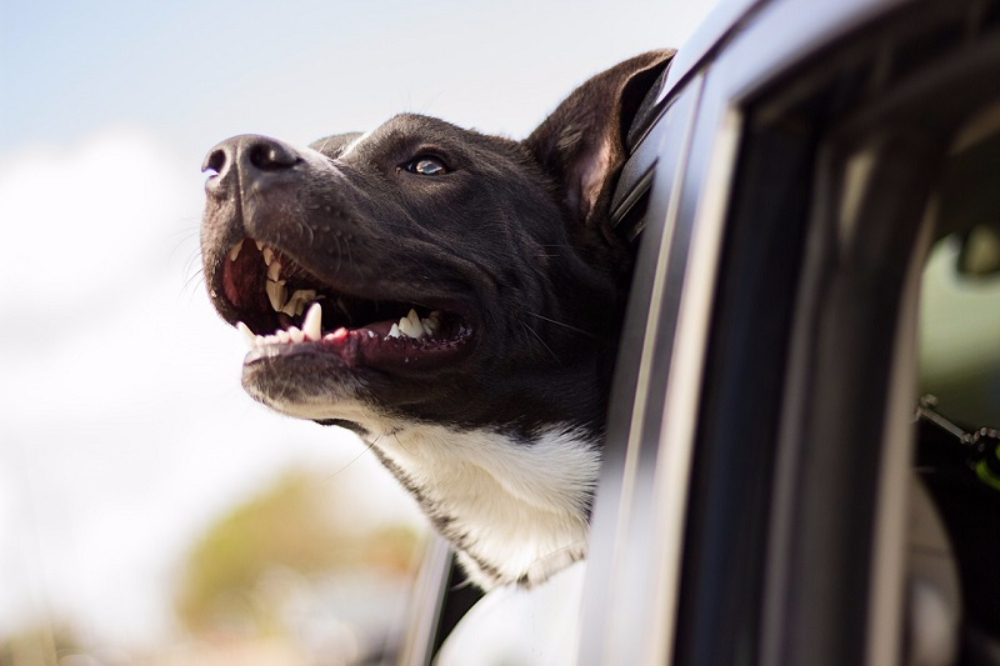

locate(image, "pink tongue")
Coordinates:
315 319 394 343
359 320 396 337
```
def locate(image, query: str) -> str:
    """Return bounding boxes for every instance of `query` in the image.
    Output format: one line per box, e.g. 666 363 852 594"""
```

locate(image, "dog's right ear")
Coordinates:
524 50 675 254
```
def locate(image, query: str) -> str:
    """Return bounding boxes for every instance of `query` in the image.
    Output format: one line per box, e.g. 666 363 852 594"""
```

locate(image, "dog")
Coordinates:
200 50 675 589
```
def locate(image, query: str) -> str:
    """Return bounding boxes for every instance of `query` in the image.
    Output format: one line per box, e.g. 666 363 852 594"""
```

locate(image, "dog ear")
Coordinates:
525 50 675 233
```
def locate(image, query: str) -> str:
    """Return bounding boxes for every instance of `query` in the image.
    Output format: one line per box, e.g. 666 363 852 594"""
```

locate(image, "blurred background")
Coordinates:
0 1 716 663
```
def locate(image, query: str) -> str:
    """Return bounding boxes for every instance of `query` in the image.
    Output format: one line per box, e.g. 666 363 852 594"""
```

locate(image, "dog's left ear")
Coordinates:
525 50 675 242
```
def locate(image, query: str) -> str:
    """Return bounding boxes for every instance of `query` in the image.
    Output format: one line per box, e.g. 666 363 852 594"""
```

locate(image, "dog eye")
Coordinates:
404 156 450 176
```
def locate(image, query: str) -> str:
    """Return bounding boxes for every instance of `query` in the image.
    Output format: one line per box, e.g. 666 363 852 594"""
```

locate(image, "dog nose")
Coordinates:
202 135 300 196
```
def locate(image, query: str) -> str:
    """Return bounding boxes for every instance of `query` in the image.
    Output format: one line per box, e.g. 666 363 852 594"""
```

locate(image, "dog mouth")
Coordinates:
215 238 474 370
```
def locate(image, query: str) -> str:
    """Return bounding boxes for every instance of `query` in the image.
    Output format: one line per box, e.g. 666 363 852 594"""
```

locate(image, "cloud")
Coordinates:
0 128 419 643
0 128 195 300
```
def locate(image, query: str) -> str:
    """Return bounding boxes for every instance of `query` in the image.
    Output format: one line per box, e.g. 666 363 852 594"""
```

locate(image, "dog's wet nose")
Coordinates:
202 135 301 196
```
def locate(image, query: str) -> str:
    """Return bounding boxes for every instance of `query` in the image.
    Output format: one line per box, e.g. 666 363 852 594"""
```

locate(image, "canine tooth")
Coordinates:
387 323 402 339
288 326 305 343
255 240 265 251
263 247 274 265
228 242 244 262
237 321 256 349
303 303 322 340
266 280 288 312
267 261 282 281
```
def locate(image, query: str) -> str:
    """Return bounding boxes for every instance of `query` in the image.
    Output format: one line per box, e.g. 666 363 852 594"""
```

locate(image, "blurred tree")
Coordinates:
0 621 79 666
174 467 419 637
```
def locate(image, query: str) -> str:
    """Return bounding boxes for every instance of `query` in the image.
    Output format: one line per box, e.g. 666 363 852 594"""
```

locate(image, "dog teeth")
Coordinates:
240 240 448 347
237 321 256 349
237 303 442 351
389 309 443 340
303 302 322 341
423 311 441 336
398 309 424 339
266 280 288 312
280 289 317 317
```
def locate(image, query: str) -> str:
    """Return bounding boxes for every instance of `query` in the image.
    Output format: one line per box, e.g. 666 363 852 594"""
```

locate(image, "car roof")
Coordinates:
661 0 917 102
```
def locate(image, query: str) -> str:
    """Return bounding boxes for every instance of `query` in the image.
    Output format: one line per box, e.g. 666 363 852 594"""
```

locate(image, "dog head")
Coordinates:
200 51 673 442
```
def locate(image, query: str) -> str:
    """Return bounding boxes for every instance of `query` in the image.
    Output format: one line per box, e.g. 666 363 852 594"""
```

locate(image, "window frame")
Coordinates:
584 0 1000 664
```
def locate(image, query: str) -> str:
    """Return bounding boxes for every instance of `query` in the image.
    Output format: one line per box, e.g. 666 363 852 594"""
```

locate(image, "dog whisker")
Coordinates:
324 436 379 482
519 321 560 362
525 311 600 340
181 267 206 299
182 254 201 282
530 538 588 569
390 430 416 455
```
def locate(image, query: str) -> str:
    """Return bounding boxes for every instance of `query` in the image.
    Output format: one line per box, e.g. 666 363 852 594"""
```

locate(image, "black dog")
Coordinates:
201 50 674 589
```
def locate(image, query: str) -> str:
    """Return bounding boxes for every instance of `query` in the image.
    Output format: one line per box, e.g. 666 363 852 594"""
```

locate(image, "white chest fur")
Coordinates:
369 423 601 589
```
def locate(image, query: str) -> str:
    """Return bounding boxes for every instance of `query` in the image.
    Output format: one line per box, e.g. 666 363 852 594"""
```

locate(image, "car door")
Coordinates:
583 0 1000 665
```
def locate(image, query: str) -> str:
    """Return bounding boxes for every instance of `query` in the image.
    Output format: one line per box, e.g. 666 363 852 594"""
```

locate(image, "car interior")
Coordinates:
914 96 1000 664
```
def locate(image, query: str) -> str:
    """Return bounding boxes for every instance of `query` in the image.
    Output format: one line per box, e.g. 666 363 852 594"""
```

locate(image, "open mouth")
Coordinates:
216 238 473 369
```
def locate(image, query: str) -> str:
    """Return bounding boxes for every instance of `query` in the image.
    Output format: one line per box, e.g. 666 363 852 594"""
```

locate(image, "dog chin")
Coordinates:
241 353 377 423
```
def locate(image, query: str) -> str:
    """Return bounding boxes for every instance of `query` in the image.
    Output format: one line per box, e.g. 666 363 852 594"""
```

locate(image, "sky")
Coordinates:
0 0 718 649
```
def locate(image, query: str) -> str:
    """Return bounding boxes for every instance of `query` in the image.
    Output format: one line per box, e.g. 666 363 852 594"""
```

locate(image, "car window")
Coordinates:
912 98 1000 661
920 231 1000 428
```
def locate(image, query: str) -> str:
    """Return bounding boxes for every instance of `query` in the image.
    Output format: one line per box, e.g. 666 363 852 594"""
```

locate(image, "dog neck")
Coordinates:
365 422 601 589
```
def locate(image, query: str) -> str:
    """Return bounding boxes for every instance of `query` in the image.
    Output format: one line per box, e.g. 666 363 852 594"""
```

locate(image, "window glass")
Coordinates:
920 231 1000 427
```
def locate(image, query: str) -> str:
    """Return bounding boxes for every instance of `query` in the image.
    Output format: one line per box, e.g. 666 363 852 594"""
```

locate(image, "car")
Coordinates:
395 0 1000 663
